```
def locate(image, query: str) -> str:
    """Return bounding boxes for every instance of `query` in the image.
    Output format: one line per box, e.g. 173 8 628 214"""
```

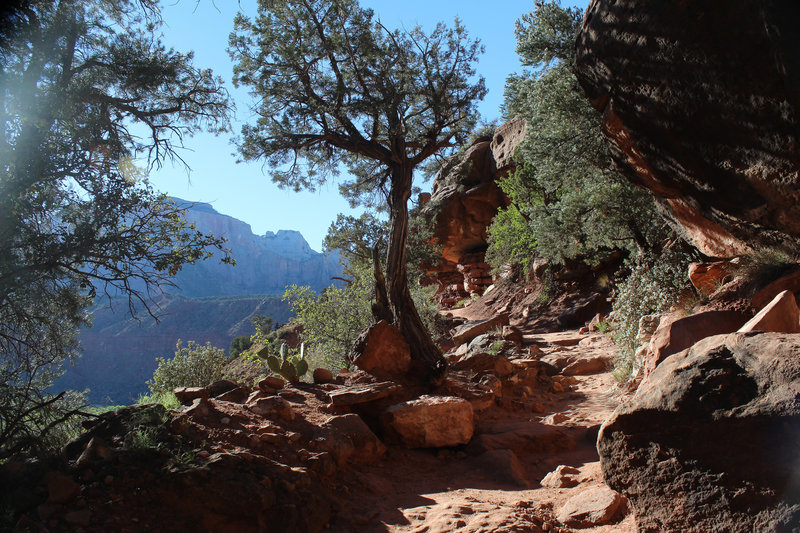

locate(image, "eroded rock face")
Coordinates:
599 332 800 532
576 0 800 257
422 119 525 306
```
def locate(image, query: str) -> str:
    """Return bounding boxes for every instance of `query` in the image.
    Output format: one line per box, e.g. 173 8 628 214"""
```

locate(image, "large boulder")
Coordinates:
576 0 800 257
643 310 748 377
349 321 411 379
598 332 800 532
738 289 800 334
381 395 474 448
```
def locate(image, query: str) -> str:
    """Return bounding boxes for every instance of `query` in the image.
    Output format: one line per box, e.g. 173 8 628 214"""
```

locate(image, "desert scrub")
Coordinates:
734 247 796 287
147 340 227 397
612 246 696 380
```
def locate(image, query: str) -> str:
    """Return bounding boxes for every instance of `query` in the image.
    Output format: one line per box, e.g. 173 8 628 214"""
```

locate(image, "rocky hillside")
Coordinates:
61 200 343 405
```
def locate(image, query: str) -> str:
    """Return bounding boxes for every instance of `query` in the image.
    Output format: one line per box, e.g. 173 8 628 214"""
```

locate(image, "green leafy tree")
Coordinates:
147 340 227 397
487 0 666 268
230 0 486 381
284 260 441 371
0 0 232 459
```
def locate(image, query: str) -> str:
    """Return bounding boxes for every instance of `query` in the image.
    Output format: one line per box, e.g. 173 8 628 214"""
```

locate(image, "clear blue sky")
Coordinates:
149 0 590 251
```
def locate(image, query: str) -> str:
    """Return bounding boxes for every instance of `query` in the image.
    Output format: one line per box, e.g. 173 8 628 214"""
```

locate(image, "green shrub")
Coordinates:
146 340 227 397
611 247 695 380
228 335 253 358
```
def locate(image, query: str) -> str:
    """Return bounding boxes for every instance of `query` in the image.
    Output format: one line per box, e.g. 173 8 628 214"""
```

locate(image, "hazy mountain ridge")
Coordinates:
62 200 344 404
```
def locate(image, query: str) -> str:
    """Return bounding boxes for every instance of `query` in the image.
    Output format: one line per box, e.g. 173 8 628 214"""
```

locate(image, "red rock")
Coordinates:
576 0 800 258
328 381 403 407
501 325 523 346
312 367 334 384
739 290 800 334
557 486 625 527
469 421 574 454
206 379 238 398
752 270 800 309
644 310 748 378
688 261 735 295
451 313 510 345
541 465 581 488
174 386 209 405
421 120 526 306
599 332 800 531
247 396 295 421
350 321 411 379
64 508 92 527
44 472 80 504
382 395 474 448
471 449 530 488
314 414 386 466
562 355 611 376
215 386 249 403
258 376 285 391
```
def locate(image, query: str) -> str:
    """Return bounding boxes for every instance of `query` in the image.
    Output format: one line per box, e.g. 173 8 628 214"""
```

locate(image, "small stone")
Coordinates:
258 376 285 391
103 475 113 485
557 485 625 527
174 386 209 405
220 417 230 425
45 472 81 504
64 508 92 527
541 465 581 488
313 367 334 384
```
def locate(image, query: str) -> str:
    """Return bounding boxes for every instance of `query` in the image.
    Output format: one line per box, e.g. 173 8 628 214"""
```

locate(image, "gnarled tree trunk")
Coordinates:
383 164 447 384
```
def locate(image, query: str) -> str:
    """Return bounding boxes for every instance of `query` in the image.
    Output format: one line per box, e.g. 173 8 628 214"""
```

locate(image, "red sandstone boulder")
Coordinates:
382 395 474 448
752 269 800 309
350 321 411 379
540 465 581 489
557 486 626 528
739 290 800 334
643 310 748 378
576 0 800 257
599 332 800 532
450 313 510 346
688 261 735 295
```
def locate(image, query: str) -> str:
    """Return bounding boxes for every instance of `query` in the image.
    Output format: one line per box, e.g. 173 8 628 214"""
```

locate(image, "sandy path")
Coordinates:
330 330 636 532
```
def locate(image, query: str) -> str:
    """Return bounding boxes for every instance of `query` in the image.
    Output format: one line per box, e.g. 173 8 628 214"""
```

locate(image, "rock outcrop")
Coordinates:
421 119 526 306
576 0 800 257
598 332 800 532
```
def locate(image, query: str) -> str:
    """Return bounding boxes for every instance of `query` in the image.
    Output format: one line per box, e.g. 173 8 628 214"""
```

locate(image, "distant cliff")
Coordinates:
61 200 343 404
171 198 342 296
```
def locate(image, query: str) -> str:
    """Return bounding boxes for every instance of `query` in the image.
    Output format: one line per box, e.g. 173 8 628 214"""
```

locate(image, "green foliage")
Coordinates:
486 204 539 273
229 335 254 358
265 343 309 382
230 0 485 203
611 247 695 380
147 341 227 398
0 0 231 459
136 391 180 411
284 263 375 370
734 247 796 287
283 260 442 370
486 0 667 270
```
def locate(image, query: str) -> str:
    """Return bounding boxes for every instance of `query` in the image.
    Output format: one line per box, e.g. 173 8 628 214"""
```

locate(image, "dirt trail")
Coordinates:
330 326 636 532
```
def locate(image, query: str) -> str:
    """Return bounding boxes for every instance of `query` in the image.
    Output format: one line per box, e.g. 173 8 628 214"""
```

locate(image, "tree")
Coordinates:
0 0 232 458
230 0 486 381
147 340 228 397
486 0 667 268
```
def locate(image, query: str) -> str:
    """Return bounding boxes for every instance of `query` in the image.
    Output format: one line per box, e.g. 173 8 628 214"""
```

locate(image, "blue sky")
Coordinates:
149 0 590 251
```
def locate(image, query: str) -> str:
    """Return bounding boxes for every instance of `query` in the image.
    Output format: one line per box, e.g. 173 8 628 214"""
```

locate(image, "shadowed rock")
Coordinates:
576 0 800 257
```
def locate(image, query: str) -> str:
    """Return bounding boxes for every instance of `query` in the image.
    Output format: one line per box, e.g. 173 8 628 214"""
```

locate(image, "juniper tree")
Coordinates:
230 0 486 381
0 0 232 458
